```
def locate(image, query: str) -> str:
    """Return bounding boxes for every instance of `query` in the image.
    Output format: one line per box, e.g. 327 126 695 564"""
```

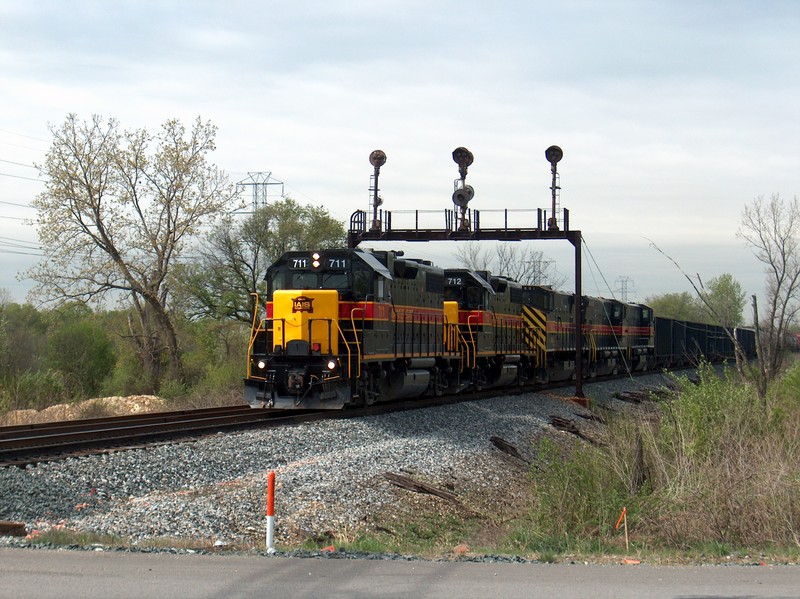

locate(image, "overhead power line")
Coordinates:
0 199 33 208
0 158 37 169
0 128 48 143
0 171 43 182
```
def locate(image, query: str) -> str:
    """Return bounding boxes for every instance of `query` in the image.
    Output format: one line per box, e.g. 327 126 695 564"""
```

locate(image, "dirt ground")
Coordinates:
0 395 167 426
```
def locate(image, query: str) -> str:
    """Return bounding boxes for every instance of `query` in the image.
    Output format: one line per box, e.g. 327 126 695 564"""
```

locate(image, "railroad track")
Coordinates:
0 386 542 466
0 405 321 467
0 368 685 467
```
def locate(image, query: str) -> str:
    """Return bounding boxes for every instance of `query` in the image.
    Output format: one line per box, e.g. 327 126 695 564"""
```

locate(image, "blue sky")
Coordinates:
1 0 798 305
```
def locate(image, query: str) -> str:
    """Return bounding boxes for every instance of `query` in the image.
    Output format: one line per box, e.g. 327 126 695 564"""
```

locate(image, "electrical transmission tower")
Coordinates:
616 276 633 302
237 172 285 212
526 256 553 285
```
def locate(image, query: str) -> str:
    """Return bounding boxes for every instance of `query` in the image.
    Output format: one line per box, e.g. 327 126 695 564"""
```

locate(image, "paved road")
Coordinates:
1 548 799 599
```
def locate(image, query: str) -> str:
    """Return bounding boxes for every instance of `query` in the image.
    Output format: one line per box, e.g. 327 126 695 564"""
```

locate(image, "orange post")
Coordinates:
615 507 629 552
266 470 276 553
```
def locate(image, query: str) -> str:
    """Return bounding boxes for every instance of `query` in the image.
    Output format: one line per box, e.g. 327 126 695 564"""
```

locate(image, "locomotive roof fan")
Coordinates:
369 149 387 231
452 146 475 231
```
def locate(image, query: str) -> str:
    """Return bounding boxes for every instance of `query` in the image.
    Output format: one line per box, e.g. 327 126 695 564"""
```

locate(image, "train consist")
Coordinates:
244 247 756 409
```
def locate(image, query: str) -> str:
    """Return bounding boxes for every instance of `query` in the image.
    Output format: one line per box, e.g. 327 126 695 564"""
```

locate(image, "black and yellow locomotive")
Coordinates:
245 248 458 409
245 247 755 410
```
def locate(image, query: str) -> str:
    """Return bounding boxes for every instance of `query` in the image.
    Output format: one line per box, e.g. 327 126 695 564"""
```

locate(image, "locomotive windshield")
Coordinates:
443 281 485 309
269 269 350 294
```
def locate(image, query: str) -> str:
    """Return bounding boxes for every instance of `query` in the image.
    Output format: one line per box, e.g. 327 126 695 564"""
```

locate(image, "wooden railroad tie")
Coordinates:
489 436 530 463
549 415 597 444
383 472 460 504
0 521 27 537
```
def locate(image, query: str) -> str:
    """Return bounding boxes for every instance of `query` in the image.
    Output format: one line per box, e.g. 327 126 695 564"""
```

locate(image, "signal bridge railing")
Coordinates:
348 207 571 247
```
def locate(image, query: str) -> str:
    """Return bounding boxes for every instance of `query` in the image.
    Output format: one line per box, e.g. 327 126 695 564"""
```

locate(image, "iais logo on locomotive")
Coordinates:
291 295 314 313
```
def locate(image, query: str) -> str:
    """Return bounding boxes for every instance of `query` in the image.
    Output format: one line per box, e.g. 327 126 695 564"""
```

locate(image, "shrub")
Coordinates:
522 362 800 553
45 320 117 398
0 369 70 412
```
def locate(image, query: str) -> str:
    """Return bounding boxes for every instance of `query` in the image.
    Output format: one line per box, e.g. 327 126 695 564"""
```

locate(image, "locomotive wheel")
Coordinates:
360 371 377 406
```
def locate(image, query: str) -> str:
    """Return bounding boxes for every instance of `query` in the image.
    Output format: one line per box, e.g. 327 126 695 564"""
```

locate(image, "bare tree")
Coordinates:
455 242 566 287
738 193 800 404
28 114 236 389
454 242 494 272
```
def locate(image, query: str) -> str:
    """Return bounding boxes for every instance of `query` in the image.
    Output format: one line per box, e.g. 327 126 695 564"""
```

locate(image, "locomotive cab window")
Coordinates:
322 272 349 294
291 271 319 289
444 286 462 302
267 267 296 292
352 263 372 301
466 285 484 310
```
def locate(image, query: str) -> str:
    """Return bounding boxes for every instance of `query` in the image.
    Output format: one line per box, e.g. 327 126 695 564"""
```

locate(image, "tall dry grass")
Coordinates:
522 362 800 553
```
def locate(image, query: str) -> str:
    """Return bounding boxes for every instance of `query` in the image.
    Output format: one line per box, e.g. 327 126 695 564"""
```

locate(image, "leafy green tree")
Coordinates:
176 198 347 322
701 273 746 328
44 319 117 397
0 303 48 375
644 291 707 322
28 114 237 390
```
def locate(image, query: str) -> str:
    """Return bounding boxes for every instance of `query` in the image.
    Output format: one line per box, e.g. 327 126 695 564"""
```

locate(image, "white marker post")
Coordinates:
266 470 276 554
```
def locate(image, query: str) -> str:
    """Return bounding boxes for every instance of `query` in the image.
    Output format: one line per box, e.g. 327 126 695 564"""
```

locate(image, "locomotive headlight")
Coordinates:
326 359 338 371
312 252 321 268
257 360 267 370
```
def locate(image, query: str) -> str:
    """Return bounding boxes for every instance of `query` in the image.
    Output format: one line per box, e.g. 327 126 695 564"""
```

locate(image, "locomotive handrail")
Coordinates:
349 306 364 379
249 291 261 335
334 320 356 380
246 318 270 380
465 314 480 369
445 321 456 351
456 326 470 372
587 329 597 363
247 292 264 379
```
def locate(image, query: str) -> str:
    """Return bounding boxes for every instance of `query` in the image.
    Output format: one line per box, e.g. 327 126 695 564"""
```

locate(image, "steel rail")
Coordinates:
0 366 695 467
0 405 285 465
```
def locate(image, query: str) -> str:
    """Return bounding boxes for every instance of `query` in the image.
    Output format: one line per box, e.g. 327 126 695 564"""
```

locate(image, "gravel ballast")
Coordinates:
0 374 673 552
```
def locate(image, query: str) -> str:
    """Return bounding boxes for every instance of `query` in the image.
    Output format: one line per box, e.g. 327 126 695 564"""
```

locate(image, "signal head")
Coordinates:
369 149 387 168
452 147 474 170
452 185 475 208
545 145 563 165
